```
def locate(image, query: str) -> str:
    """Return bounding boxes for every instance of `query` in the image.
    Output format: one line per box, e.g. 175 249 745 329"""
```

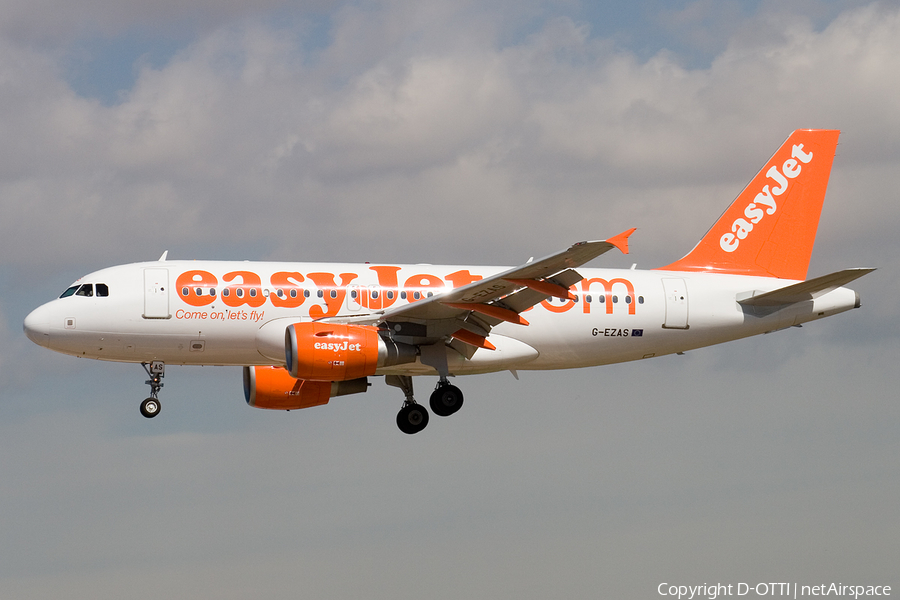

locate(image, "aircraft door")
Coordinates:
662 278 689 329
143 268 171 319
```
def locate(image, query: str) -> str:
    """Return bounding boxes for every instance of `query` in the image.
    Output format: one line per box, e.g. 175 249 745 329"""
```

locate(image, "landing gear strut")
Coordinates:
140 361 165 418
386 375 429 435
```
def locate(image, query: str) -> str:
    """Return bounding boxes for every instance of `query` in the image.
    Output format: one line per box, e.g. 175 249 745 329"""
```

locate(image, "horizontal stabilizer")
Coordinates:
737 268 875 307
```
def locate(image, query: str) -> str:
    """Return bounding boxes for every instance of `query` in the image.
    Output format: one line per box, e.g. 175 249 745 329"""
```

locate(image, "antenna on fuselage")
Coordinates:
158 251 168 262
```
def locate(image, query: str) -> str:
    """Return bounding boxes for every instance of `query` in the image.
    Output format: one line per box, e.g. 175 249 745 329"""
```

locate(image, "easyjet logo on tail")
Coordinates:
719 143 814 253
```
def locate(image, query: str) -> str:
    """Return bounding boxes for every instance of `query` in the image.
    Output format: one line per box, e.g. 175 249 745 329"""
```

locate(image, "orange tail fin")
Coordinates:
660 129 840 280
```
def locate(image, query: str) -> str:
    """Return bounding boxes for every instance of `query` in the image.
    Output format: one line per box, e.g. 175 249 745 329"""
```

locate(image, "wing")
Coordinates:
324 229 635 354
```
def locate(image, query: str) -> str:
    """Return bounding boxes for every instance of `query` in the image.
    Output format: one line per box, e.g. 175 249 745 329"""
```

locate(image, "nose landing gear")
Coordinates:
140 361 165 418
140 397 160 418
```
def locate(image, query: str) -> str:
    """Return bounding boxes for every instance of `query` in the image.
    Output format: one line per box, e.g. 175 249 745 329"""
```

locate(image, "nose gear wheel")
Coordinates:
140 397 161 418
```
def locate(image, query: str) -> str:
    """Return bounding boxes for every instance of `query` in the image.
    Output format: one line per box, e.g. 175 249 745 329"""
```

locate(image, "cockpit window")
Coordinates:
59 283 109 298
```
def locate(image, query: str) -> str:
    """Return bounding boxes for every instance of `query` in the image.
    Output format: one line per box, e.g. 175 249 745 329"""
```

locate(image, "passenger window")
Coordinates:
60 286 79 298
96 283 109 297
75 284 94 297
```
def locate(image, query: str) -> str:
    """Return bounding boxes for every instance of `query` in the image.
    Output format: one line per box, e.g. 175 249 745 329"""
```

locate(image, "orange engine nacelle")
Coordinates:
285 322 394 381
243 366 368 410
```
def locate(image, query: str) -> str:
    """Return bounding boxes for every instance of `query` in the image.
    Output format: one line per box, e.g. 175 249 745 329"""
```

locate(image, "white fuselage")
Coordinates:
23 260 860 375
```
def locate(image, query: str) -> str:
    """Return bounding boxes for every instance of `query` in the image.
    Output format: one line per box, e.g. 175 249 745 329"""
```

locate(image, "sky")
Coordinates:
1 1 898 598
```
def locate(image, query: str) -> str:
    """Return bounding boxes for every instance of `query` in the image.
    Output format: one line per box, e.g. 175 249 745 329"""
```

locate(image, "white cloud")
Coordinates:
3 3 899 270
3 4 898 270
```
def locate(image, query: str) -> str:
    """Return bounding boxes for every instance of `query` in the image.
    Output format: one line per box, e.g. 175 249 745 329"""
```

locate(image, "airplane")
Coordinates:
23 129 873 434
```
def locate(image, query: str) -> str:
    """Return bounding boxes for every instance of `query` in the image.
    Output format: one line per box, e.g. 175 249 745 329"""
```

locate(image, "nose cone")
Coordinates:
23 305 51 347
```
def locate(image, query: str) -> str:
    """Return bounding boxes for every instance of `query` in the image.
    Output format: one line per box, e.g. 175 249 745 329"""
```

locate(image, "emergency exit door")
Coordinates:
662 278 689 329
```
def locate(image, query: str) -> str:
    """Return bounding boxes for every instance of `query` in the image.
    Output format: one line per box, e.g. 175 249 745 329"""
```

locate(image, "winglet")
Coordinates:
606 228 636 255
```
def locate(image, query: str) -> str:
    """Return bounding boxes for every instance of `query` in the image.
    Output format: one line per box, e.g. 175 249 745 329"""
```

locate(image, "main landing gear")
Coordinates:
387 375 427 435
387 375 464 434
429 380 464 417
140 361 165 418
